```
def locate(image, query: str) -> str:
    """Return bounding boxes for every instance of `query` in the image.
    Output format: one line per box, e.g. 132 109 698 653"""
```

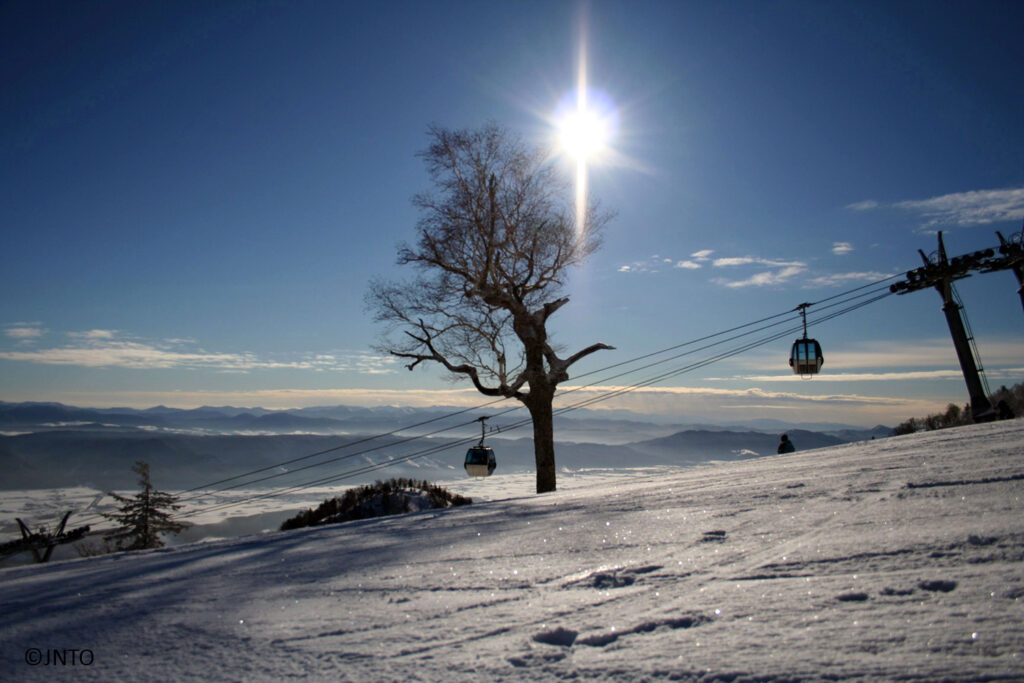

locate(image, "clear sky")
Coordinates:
2 0 1022 426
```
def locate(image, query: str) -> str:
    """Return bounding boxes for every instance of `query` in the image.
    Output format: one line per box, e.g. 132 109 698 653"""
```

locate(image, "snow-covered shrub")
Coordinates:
280 478 471 531
75 536 124 557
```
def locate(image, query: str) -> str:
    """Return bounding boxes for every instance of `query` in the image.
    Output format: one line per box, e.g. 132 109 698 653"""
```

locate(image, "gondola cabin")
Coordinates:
464 446 496 477
790 338 824 377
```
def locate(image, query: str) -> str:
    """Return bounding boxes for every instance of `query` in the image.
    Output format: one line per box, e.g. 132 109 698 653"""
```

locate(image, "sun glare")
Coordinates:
555 87 617 235
558 107 609 162
555 17 619 236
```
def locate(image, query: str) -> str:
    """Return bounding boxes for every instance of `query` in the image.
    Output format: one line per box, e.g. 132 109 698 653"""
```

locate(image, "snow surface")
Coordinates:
2 420 1024 681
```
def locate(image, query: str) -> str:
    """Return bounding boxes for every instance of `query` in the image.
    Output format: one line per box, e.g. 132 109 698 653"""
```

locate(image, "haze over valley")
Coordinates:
0 401 890 491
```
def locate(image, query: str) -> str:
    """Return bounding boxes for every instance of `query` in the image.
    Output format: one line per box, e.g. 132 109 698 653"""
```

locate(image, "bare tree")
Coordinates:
368 123 614 493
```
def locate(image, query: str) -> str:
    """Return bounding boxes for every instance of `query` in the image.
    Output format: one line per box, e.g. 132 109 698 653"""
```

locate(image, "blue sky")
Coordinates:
2 0 1022 426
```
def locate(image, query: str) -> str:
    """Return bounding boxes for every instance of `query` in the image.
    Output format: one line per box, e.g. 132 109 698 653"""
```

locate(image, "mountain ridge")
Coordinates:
0 400 890 440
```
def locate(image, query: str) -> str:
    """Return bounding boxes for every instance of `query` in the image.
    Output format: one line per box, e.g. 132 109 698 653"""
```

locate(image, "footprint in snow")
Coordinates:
918 579 957 593
577 615 712 648
531 615 712 650
836 591 870 602
701 530 728 543
508 650 567 666
562 564 663 590
531 626 578 647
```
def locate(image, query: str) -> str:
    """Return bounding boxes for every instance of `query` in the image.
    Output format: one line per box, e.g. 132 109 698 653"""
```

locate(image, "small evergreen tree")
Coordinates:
103 461 189 551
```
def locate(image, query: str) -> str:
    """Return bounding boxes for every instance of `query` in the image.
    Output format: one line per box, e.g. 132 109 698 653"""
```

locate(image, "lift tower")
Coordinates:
890 232 996 422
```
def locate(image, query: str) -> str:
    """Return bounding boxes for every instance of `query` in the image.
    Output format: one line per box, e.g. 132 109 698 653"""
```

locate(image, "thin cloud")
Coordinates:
730 338 1024 375
735 368 1024 383
713 265 807 288
712 256 806 268
896 187 1024 227
68 329 117 341
4 323 45 342
697 254 809 288
619 249 716 274
805 271 893 288
831 339 1024 371
556 384 909 406
712 256 758 267
846 186 1024 229
737 370 966 382
620 247 881 292
846 199 879 211
0 342 300 370
0 330 397 375
616 255 667 274
549 384 940 425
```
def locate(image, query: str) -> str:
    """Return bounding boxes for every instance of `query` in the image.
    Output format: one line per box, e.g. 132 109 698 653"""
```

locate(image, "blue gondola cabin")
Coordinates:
790 338 824 377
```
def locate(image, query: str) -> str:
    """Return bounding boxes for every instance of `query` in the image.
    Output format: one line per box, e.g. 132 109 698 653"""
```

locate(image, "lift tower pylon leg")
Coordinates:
924 234 994 422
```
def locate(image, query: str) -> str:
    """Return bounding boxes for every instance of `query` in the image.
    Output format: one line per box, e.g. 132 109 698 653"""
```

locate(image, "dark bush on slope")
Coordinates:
280 478 471 531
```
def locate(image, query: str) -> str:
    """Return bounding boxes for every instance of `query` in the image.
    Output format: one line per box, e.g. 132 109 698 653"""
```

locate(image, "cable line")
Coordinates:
201 277 892 498
174 322 816 518
157 287 896 522
85 298 800 521
75 276 899 529
174 397 512 497
175 282 881 506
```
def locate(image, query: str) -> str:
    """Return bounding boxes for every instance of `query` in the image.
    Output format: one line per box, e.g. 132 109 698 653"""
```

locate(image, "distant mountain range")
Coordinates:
0 401 893 491
0 401 890 441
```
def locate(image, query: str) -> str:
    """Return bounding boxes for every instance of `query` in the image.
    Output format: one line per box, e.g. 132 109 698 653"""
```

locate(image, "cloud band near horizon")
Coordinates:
0 329 396 375
0 384 971 428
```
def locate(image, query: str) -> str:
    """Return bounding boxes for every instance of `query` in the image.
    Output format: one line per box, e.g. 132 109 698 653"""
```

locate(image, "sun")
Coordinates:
554 21 619 234
554 87 618 235
558 107 610 162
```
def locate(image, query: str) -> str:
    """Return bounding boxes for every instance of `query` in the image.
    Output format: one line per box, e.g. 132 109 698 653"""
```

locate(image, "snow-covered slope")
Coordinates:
2 421 1023 681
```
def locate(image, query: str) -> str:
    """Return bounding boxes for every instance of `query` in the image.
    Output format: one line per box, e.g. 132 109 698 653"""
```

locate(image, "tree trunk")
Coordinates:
525 394 557 493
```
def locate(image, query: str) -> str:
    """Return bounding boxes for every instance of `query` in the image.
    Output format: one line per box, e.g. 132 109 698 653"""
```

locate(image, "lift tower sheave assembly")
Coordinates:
986 230 1024 314
890 231 1000 422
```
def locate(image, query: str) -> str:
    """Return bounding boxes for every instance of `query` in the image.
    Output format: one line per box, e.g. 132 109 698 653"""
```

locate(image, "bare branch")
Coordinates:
562 342 616 370
394 321 510 397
